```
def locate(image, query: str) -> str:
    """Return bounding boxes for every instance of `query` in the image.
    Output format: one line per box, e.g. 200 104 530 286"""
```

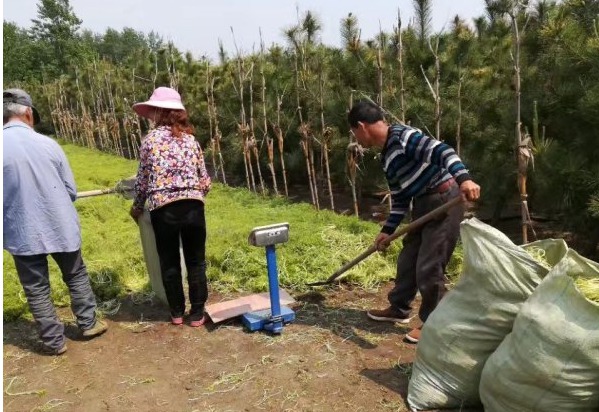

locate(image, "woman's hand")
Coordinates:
129 207 143 222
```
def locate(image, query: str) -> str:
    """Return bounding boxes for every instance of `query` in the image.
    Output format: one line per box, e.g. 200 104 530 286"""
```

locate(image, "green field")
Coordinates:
3 143 464 320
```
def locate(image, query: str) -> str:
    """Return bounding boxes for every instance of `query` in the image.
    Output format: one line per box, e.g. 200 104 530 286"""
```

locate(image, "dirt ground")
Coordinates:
3 284 484 412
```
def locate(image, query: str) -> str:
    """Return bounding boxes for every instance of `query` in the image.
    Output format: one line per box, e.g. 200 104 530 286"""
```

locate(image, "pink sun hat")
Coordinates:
132 87 186 119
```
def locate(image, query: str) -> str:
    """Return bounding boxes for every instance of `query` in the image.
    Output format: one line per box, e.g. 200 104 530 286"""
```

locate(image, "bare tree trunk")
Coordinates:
205 66 218 179
260 35 279 195
207 68 227 184
231 33 254 191
308 137 320 210
104 71 123 157
456 70 463 156
376 31 384 107
75 68 94 149
319 69 334 210
274 94 289 196
130 68 141 159
299 125 316 206
510 4 532 244
294 52 316 206
429 36 442 140
153 52 158 90
433 40 441 140
205 65 226 183
168 43 179 90
347 92 360 217
396 10 406 123
248 63 266 195
420 36 441 139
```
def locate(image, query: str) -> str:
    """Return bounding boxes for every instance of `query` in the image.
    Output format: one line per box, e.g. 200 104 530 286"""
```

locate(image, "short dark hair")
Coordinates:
348 100 384 128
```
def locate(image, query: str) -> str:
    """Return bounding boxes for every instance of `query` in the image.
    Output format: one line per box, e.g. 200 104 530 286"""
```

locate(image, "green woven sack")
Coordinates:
480 249 599 411
407 218 567 410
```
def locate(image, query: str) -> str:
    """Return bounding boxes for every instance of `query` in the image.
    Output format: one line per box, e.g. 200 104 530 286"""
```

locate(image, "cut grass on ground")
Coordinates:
3 143 463 320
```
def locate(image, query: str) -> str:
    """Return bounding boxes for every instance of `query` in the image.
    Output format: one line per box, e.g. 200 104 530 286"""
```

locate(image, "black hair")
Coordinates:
347 100 384 128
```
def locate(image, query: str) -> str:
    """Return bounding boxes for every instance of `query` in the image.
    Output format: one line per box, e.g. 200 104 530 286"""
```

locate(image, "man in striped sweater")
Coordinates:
348 100 480 343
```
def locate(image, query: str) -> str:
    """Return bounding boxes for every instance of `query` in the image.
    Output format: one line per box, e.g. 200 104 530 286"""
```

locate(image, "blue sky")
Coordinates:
3 0 488 60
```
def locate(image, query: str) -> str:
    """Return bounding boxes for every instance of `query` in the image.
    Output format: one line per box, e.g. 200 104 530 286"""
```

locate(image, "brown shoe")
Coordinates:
405 327 421 343
82 319 108 338
367 307 411 323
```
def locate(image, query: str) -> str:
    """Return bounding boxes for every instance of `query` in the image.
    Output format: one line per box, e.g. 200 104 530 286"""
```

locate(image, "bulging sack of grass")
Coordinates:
480 249 599 412
407 218 568 410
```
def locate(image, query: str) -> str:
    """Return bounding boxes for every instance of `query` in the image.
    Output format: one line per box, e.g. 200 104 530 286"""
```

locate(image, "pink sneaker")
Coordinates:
171 316 184 326
189 315 207 328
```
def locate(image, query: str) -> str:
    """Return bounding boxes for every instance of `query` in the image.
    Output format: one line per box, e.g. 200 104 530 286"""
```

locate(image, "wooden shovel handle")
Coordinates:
311 196 464 285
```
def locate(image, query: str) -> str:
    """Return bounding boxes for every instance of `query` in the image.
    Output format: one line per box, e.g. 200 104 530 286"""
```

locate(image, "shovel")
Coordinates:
76 176 136 199
306 196 464 287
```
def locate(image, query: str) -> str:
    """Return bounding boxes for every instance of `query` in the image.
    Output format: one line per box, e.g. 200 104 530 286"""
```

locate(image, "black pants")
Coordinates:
388 183 465 323
150 199 207 319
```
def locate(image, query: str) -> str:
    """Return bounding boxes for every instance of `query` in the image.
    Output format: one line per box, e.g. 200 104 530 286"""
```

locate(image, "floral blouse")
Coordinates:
132 126 211 211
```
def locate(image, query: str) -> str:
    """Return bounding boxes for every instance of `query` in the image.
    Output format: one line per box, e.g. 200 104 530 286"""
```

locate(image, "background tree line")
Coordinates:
4 0 599 254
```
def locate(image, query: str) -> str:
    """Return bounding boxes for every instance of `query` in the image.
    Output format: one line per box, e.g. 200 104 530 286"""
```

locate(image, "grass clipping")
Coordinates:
526 246 599 303
573 278 599 303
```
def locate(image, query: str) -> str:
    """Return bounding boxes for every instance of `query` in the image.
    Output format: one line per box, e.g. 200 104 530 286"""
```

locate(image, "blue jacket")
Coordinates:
3 120 81 255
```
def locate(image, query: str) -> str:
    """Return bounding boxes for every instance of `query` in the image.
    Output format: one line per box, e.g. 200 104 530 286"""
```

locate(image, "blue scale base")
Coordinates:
242 306 296 333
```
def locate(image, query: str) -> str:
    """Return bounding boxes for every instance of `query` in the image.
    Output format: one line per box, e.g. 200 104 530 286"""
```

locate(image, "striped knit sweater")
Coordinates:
380 124 471 235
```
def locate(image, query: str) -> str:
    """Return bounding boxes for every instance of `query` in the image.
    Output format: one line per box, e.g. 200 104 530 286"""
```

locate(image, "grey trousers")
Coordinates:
388 183 465 323
13 250 98 350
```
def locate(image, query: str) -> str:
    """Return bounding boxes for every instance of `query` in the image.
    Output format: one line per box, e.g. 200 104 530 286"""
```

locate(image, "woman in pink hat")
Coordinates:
130 87 211 327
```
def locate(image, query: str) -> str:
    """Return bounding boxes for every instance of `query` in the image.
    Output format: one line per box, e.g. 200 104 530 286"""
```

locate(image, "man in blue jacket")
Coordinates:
3 89 108 355
348 100 480 343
